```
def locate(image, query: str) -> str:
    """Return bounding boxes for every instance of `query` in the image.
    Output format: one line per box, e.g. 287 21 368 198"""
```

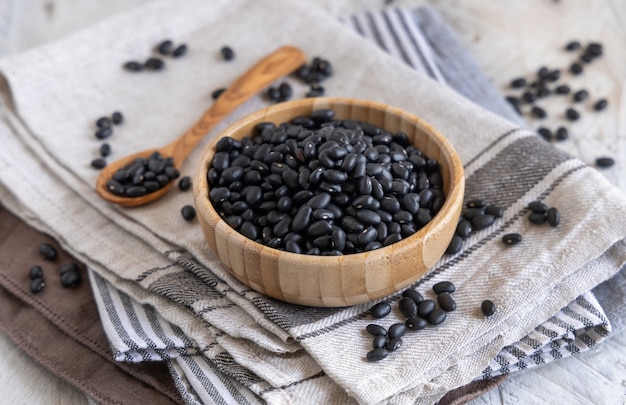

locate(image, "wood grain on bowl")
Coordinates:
194 98 464 307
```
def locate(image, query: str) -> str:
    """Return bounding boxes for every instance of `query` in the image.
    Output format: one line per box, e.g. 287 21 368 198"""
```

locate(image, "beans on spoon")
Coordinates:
95 46 307 207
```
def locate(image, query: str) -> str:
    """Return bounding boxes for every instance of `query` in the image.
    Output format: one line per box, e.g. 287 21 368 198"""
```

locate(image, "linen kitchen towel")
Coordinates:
1 1 625 404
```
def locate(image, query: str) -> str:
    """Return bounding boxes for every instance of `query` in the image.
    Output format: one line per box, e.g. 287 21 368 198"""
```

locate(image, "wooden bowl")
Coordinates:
193 98 464 307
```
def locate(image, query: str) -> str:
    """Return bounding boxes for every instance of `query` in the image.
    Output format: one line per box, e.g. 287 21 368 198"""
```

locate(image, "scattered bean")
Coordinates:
144 57 165 70
405 316 427 330
386 337 402 352
100 143 111 157
157 39 173 55
593 99 608 111
595 157 615 168
555 127 569 141
437 292 456 312
565 41 581 51
510 78 527 88
427 308 447 325
178 176 192 191
531 106 547 119
502 233 522 245
59 263 81 288
546 207 560 227
387 323 407 339
433 281 455 294
39 243 57 260
91 158 107 169
171 44 188 58
569 62 583 75
30 277 45 294
221 46 235 61
181 205 196 221
366 347 389 362
528 212 547 225
573 89 589 103
565 108 580 121
123 61 144 72
29 265 44 279
96 117 111 128
481 300 496 316
370 301 392 319
372 335 387 349
366 324 387 336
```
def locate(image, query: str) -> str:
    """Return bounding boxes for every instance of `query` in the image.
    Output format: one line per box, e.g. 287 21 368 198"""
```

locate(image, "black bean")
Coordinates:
565 108 580 121
366 348 389 362
465 199 486 209
370 301 392 319
437 292 456 312
144 57 165 70
569 62 583 75
372 335 387 349
366 324 387 336
29 265 44 280
417 299 436 318
506 96 522 115
593 99 608 111
405 316 427 331
386 337 402 352
510 77 527 88
402 288 424 304
96 116 111 128
124 61 143 72
291 205 312 232
529 212 547 225
181 205 196 221
95 126 113 140
211 87 226 100
481 300 496 317
357 227 378 246
528 201 548 213
537 66 549 79
595 157 615 168
445 235 463 255
109 111 122 125
427 308 447 325
502 233 522 245
277 82 292 101
573 89 589 103
388 323 407 339
463 207 485 219
536 127 551 142
399 297 418 318
91 158 107 169
555 127 569 141
356 209 381 226
565 40 581 51
531 106 547 119
99 143 111 157
555 85 571 95
485 205 503 218
455 220 472 239
220 46 235 61
39 243 57 260
522 91 536 104
60 269 81 288
178 176 192 191
171 44 187 58
60 263 81 288
311 109 335 123
471 214 495 230
30 277 45 294
547 69 560 82
383 232 402 246
546 207 560 227
156 39 173 55
433 281 455 295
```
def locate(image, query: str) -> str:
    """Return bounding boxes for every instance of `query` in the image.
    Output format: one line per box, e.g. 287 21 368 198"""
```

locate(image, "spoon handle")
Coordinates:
169 45 306 160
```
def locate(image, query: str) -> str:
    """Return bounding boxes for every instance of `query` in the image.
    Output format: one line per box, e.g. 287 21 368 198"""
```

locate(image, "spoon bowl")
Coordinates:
95 45 307 207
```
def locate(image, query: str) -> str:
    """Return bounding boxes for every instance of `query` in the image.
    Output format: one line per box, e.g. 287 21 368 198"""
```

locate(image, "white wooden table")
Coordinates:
1 1 624 404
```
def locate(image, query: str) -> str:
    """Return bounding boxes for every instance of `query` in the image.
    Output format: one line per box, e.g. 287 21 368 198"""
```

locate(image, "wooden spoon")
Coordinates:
95 45 306 207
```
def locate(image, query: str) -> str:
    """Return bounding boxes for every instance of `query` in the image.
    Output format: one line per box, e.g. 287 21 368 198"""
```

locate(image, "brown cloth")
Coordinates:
0 204 183 405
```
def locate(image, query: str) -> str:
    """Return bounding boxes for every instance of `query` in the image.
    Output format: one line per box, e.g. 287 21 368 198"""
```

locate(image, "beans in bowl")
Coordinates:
207 109 445 255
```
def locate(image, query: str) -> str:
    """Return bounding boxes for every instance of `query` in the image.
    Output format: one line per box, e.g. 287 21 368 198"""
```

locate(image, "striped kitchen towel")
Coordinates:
85 5 611 404
0 1 625 404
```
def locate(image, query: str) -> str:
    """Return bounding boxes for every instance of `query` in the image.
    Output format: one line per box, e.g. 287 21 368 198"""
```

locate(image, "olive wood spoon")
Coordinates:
95 45 306 207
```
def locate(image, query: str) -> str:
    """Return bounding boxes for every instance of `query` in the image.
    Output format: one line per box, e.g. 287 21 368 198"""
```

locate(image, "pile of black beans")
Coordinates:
105 151 180 197
445 199 503 255
505 41 607 143
124 39 187 72
207 109 445 255
365 281 457 362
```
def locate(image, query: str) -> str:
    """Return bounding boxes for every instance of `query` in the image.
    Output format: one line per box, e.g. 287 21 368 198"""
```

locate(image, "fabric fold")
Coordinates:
0 0 625 404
